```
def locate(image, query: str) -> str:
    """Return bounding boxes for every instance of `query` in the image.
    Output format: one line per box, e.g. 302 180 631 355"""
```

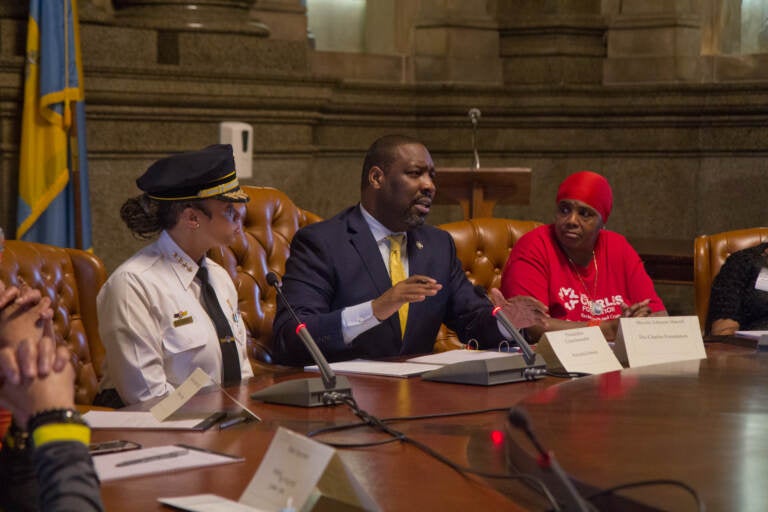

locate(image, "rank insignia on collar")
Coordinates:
172 251 193 272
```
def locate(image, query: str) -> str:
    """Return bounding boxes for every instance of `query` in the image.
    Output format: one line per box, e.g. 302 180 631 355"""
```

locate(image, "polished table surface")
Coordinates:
508 340 764 511
95 342 755 511
95 366 555 511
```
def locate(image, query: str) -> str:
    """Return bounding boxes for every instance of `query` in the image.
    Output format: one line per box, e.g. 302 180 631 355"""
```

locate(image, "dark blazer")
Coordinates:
271 205 503 366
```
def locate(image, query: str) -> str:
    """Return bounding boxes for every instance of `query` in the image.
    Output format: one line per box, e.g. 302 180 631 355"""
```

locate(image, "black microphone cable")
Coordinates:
583 479 705 512
307 396 562 510
508 407 706 512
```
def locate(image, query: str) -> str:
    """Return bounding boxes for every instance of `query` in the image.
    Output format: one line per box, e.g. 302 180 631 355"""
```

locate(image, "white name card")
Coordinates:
613 316 706 368
150 367 212 421
537 326 622 375
239 427 379 512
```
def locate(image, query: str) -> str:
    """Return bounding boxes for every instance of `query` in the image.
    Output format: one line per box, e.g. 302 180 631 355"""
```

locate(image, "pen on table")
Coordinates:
195 410 228 431
115 449 188 467
219 412 254 431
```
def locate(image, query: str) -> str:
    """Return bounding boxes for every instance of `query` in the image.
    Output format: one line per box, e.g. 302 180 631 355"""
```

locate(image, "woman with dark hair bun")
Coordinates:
94 144 253 408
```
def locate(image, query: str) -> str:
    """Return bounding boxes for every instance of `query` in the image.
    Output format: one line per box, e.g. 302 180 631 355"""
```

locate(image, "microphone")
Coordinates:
249 272 353 407
420 287 546 386
473 285 541 367
507 407 591 512
468 108 481 170
468 107 481 126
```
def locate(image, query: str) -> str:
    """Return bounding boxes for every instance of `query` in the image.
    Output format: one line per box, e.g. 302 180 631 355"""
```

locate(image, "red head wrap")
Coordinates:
556 171 613 223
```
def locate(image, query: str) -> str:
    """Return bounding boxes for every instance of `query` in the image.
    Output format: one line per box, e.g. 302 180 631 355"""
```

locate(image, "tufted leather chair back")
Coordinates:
694 227 768 333
435 217 543 351
207 186 322 370
0 240 107 405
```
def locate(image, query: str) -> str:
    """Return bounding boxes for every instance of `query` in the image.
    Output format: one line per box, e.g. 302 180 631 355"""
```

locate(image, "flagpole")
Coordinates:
66 0 83 249
71 120 83 250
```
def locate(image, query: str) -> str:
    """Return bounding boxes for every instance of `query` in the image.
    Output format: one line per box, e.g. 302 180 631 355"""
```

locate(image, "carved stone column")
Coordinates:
250 0 306 41
113 0 269 35
495 0 606 85
603 0 705 83
411 0 502 84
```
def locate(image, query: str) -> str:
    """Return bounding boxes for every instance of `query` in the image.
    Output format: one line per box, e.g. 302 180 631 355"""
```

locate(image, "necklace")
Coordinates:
567 251 602 316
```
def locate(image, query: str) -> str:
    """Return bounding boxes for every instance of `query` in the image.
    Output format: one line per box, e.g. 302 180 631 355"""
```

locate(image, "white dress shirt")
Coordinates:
97 231 253 405
340 204 409 343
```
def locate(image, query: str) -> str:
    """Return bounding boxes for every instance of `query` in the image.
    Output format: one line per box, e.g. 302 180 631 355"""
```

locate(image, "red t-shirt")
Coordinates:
501 225 665 322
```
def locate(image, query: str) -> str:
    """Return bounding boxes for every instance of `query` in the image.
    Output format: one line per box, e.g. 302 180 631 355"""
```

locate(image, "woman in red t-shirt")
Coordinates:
501 171 667 342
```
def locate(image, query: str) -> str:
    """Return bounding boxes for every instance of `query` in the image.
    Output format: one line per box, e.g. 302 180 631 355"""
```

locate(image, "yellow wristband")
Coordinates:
32 423 91 448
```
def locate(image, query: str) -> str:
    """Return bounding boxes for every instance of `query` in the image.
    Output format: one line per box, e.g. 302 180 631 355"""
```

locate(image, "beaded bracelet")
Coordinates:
27 408 87 434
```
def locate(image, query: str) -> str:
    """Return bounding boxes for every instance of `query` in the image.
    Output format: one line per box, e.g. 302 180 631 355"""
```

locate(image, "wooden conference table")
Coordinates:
95 341 758 511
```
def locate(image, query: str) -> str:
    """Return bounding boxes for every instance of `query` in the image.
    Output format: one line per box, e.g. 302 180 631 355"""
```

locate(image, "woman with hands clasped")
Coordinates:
500 171 667 342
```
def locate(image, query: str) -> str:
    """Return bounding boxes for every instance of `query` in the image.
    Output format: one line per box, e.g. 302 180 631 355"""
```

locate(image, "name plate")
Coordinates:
613 316 706 368
239 427 379 511
150 367 211 421
537 326 622 375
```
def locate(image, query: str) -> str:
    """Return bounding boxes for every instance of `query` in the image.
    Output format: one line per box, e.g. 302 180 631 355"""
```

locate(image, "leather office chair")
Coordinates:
207 186 322 371
436 217 543 351
0 240 107 405
694 227 768 333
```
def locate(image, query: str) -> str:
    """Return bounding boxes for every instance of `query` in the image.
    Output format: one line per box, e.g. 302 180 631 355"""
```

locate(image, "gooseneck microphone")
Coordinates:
508 407 591 512
473 285 539 366
468 107 481 170
249 272 353 407
420 287 546 385
267 272 336 389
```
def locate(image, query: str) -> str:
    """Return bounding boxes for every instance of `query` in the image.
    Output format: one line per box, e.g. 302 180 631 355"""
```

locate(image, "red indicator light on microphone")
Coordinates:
295 323 306 334
490 430 504 446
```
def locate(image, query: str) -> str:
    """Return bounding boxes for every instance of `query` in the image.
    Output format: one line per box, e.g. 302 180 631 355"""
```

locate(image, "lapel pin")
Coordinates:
416 241 424 250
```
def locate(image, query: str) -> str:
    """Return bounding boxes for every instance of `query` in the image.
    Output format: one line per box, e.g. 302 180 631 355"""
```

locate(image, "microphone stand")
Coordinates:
420 288 546 386
249 273 353 407
468 108 481 171
508 408 591 512
475 286 546 368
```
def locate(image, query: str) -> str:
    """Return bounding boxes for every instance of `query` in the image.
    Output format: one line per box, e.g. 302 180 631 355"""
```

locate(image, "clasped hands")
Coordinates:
371 274 549 329
0 281 74 426
620 299 652 318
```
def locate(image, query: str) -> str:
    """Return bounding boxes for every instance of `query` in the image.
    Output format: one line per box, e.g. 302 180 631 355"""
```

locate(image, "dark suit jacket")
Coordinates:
271 205 503 366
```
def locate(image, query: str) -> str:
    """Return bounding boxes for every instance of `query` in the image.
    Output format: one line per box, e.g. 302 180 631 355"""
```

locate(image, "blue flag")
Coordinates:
17 0 92 250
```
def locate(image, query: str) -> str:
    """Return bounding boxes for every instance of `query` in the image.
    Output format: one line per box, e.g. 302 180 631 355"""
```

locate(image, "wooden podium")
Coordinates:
434 167 532 219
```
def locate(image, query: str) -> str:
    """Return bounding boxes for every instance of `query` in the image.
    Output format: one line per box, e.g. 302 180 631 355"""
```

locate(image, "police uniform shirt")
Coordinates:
97 230 253 405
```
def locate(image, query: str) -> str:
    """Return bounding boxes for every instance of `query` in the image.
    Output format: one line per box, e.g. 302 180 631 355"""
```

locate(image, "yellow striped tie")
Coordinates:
388 234 408 338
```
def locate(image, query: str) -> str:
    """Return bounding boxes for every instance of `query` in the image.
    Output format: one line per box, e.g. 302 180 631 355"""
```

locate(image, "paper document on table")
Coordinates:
159 494 270 512
83 411 212 430
407 350 519 366
94 444 243 482
305 359 435 377
735 330 768 340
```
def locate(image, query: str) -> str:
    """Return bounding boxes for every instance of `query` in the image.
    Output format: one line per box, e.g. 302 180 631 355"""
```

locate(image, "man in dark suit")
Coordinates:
272 135 548 366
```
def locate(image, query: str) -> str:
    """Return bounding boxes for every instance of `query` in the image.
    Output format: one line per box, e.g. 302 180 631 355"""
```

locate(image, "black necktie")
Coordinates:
196 265 241 385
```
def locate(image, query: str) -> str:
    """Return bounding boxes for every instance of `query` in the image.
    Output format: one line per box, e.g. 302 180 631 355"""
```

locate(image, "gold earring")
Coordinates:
193 222 200 230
